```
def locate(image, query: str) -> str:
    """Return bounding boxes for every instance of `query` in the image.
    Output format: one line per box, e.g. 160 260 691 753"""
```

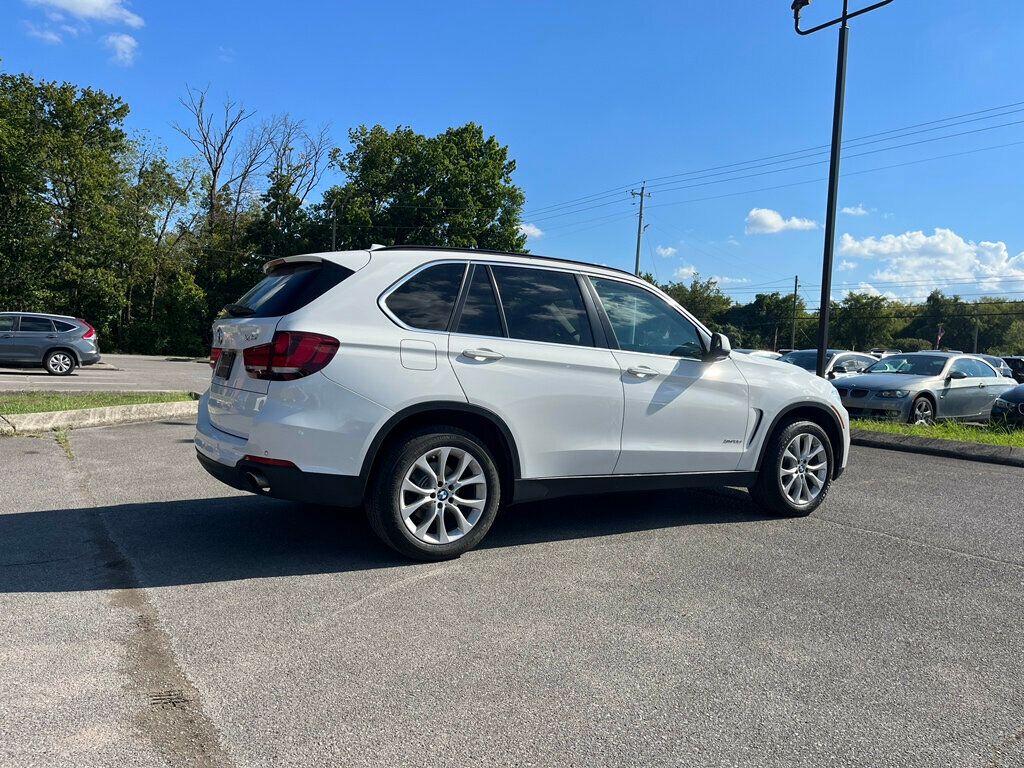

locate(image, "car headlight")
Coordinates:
877 389 910 398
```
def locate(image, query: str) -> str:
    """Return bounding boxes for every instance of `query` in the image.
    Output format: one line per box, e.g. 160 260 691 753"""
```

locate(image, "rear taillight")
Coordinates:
210 347 223 368
78 319 96 340
243 331 339 381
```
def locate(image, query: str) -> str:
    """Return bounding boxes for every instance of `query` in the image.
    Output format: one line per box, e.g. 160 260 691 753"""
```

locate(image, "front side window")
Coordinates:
0 317 14 332
591 277 702 359
490 266 593 346
456 266 504 338
19 316 53 332
386 263 467 331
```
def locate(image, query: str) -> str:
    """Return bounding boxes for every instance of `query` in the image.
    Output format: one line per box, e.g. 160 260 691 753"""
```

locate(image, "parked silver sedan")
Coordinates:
832 352 1017 424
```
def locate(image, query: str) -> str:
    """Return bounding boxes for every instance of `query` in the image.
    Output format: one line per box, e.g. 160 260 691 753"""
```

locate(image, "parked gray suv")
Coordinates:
0 312 101 375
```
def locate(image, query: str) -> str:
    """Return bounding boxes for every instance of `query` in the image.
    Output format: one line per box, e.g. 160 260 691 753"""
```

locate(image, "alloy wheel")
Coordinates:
912 398 934 425
779 433 828 507
400 446 487 545
48 353 72 374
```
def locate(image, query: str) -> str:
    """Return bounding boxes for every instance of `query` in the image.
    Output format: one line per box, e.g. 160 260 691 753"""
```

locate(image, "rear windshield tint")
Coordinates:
228 261 352 318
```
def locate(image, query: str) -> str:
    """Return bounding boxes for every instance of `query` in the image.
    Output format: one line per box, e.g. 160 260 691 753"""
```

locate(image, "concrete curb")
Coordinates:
851 428 1024 468
0 399 198 435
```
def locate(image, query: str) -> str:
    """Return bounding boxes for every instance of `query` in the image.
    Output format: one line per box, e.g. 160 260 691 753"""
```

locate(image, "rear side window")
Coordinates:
456 266 504 338
19 317 54 332
386 263 467 330
491 266 594 347
228 261 353 319
54 320 77 332
0 317 14 331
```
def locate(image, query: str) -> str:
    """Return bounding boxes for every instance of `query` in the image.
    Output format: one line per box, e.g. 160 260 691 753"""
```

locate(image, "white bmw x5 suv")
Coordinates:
196 246 849 560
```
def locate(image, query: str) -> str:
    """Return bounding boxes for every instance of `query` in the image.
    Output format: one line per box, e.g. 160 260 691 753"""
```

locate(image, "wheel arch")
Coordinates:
359 401 521 496
755 402 845 478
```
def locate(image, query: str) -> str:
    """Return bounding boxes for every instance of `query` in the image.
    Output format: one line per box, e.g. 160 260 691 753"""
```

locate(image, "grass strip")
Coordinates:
851 418 1024 448
0 391 195 415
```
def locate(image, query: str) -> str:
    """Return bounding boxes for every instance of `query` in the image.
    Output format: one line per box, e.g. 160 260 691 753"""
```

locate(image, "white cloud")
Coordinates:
655 245 677 258
711 275 750 285
849 282 898 300
841 203 870 216
103 32 137 65
26 0 144 27
218 46 235 63
673 264 698 281
838 259 857 271
518 223 543 239
744 208 818 235
24 20 62 42
839 227 1024 298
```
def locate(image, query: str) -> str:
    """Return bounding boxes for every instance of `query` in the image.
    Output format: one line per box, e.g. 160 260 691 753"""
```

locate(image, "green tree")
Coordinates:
310 123 526 252
831 292 892 351
662 273 732 328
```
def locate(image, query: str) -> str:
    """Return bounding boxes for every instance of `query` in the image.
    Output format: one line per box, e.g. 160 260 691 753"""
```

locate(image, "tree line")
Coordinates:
2 69 1022 357
647 273 1024 355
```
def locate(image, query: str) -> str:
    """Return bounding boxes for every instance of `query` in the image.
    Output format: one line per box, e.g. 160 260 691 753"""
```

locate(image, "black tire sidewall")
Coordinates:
367 427 501 561
44 350 75 376
755 420 833 517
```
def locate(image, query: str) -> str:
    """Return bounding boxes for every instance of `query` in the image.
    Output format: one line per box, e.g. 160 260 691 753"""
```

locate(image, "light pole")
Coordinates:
793 0 894 377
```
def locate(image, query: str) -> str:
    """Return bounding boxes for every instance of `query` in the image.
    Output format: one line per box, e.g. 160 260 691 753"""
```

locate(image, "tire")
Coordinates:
909 395 935 425
750 419 833 517
366 426 501 561
44 350 76 376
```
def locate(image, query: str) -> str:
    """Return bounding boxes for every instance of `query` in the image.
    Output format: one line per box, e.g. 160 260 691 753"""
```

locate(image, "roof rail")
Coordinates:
374 244 635 277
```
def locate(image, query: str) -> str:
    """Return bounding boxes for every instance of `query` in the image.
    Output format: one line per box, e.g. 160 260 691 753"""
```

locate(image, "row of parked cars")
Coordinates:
743 347 1024 427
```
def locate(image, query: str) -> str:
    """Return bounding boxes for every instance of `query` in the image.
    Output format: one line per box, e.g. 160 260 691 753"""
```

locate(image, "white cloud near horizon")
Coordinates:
745 208 817 235
103 32 137 65
841 203 870 216
712 275 750 285
673 264 698 280
518 223 543 239
839 227 1024 297
838 259 857 271
25 0 144 27
655 245 677 257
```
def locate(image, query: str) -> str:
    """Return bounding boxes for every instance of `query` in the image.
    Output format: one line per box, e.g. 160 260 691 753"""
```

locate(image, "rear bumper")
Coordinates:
196 450 363 507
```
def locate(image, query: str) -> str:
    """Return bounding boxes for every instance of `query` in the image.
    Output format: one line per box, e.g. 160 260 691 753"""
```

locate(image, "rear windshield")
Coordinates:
780 350 836 371
226 261 352 318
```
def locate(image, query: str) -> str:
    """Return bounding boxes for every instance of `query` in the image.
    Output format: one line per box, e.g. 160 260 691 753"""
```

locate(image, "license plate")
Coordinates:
214 349 237 379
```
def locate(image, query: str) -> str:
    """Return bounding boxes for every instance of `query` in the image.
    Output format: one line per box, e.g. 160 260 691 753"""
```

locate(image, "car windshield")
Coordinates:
864 354 947 376
780 350 835 371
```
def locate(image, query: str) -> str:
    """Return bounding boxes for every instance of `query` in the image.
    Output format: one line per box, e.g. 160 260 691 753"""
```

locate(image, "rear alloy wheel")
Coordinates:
909 396 934 425
366 427 501 561
44 350 76 376
751 420 833 517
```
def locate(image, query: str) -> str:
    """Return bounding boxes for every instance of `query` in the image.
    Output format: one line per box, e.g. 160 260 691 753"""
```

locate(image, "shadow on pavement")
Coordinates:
0 487 772 593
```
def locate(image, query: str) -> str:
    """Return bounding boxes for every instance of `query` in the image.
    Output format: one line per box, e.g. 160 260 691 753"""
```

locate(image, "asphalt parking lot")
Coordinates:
1 420 1022 768
0 354 211 393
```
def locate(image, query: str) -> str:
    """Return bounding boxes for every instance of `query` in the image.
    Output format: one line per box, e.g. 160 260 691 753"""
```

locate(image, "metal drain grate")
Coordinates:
148 689 190 708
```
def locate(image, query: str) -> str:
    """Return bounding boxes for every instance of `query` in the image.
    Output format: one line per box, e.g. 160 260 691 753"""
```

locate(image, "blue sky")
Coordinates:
3 0 1024 304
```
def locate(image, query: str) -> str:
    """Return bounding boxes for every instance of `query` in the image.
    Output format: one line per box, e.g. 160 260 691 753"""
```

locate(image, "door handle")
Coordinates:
46 334 57 339
626 365 659 379
462 348 504 362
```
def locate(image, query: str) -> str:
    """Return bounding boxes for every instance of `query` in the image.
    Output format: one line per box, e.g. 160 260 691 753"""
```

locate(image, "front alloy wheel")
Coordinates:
751 419 833 517
910 396 934 425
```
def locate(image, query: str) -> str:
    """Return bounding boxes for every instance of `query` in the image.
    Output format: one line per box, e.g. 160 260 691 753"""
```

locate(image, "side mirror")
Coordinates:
831 363 850 375
705 332 731 362
947 370 967 380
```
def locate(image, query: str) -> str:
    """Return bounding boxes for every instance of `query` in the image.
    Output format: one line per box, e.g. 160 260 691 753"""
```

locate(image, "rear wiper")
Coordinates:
223 303 255 317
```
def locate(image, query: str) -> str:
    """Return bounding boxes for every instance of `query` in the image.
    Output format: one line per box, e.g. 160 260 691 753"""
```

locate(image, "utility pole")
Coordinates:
792 0 895 377
790 275 800 350
973 316 980 353
330 197 339 251
631 183 650 276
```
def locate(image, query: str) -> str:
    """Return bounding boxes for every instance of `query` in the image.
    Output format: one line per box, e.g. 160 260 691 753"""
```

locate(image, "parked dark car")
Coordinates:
0 312 101 375
980 354 1015 379
1003 356 1024 384
779 348 876 379
991 383 1024 427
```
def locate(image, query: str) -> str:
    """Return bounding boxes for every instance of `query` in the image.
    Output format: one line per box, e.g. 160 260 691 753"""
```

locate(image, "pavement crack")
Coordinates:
812 514 1024 570
69 459 235 767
